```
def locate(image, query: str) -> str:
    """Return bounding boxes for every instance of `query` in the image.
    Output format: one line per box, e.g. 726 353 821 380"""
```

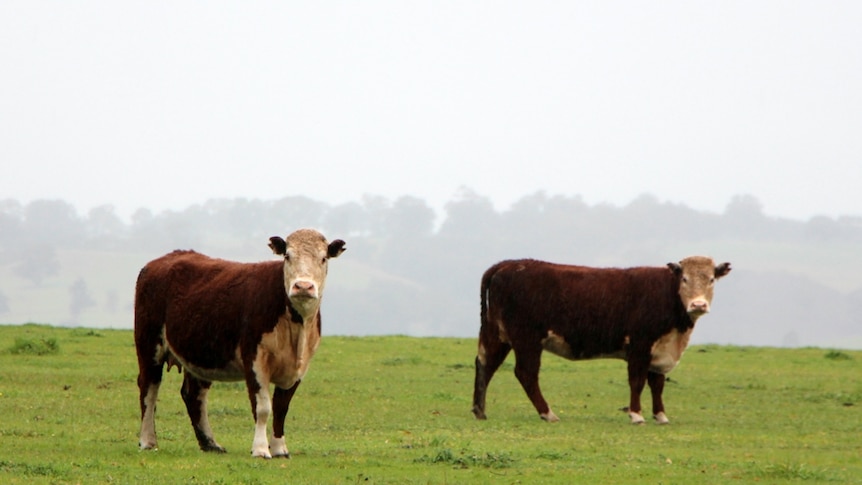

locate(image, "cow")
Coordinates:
135 228 346 458
471 256 731 425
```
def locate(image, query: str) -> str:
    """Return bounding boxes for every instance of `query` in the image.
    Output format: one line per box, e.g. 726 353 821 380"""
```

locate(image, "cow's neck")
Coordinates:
686 312 704 328
285 301 320 366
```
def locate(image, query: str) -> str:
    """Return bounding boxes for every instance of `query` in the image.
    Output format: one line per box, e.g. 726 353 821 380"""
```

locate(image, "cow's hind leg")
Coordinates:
269 381 301 458
137 363 163 450
472 338 511 419
648 371 669 424
181 374 225 452
513 345 558 422
136 323 165 450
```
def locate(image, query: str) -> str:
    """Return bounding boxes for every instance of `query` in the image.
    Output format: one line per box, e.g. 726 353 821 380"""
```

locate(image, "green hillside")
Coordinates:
0 324 860 484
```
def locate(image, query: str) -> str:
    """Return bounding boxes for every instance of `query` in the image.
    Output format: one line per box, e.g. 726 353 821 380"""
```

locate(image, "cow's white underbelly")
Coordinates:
541 331 627 361
165 341 246 381
649 327 693 374
181 360 245 381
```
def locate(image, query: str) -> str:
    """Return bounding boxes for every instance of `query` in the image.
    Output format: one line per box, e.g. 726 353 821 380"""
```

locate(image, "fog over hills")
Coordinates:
1 191 860 349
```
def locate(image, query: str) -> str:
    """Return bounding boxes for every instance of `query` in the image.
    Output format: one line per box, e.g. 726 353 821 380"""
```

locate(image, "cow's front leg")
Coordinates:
647 371 669 424
246 374 273 459
270 381 301 458
513 346 558 422
627 361 648 424
180 374 225 452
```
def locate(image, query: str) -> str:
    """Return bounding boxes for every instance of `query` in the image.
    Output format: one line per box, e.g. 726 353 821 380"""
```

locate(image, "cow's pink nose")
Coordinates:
689 300 709 313
293 281 315 293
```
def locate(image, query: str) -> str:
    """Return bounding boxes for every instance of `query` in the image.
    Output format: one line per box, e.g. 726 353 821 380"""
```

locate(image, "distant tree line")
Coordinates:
1 191 861 341
2 191 860 275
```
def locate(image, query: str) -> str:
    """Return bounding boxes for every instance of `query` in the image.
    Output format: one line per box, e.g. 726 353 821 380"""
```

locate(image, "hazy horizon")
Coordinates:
2 193 861 349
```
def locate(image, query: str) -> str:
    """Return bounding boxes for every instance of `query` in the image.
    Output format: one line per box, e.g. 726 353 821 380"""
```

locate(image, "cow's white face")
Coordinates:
269 229 346 318
667 256 731 320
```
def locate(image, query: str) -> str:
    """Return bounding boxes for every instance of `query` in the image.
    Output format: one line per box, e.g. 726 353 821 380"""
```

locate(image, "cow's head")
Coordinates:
268 229 346 318
667 256 731 320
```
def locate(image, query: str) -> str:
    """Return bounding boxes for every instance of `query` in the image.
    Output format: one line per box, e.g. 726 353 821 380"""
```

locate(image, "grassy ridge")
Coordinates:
0 324 860 484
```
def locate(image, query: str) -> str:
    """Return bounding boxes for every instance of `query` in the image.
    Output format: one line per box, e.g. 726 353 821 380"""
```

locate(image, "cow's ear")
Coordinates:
667 262 682 276
715 262 732 279
269 236 287 255
328 239 346 258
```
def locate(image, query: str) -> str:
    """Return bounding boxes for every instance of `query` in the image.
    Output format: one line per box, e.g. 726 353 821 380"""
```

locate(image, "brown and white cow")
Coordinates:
471 256 730 424
135 228 345 458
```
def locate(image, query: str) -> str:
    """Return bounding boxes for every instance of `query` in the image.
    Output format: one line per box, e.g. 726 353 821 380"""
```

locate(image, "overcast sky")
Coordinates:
2 1 860 222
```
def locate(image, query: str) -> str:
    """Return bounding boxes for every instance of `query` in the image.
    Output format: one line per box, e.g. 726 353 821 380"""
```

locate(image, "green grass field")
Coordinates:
0 324 860 484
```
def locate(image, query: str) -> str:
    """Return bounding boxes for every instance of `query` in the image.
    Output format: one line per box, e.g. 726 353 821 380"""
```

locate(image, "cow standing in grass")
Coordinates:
472 256 730 424
135 228 345 458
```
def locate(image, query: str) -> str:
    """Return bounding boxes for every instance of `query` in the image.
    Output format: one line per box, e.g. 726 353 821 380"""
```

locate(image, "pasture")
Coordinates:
0 324 860 484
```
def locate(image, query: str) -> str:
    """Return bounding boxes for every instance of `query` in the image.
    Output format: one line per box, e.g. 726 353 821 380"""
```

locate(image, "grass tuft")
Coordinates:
70 328 104 337
8 337 59 355
414 448 515 469
824 350 852 361
748 462 838 482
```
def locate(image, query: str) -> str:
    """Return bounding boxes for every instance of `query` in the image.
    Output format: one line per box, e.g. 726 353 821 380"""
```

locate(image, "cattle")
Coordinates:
135 228 345 458
471 256 731 424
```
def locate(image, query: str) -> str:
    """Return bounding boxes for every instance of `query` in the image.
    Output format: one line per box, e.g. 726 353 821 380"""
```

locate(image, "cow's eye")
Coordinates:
321 257 327 264
681 276 689 284
284 254 291 262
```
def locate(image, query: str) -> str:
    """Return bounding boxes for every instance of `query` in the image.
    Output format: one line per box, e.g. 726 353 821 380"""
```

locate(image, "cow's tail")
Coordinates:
478 262 499 337
473 262 508 420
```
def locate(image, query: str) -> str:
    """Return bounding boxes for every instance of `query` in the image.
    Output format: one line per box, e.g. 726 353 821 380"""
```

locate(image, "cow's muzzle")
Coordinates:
687 299 710 315
289 279 319 299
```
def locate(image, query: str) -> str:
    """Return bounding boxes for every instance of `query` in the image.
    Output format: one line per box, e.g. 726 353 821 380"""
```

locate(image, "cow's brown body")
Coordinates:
472 256 730 424
135 229 345 458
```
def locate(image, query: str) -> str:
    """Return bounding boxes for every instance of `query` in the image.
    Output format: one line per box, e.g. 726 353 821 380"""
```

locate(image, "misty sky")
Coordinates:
2 2 860 222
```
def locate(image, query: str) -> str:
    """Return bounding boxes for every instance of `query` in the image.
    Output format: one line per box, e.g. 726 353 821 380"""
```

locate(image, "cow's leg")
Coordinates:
269 381 301 458
472 339 511 420
648 371 669 424
512 345 558 422
627 360 649 424
136 323 166 451
246 373 273 459
137 363 163 450
180 374 225 452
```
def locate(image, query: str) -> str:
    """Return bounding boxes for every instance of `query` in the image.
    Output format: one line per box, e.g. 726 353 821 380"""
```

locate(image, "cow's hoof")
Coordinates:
654 412 670 424
139 441 158 451
540 411 560 422
629 411 646 424
269 437 290 457
251 450 273 459
199 437 226 453
472 408 487 420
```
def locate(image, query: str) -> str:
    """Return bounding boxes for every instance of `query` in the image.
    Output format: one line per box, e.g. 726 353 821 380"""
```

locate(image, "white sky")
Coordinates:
2 1 860 222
